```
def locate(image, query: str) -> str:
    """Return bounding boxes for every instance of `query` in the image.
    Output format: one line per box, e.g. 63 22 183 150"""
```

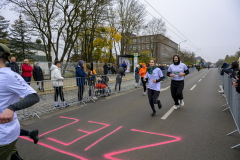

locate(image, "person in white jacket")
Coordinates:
51 61 69 108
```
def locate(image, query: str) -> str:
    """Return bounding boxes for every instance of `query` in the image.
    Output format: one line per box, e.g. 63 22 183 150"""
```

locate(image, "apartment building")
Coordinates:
126 34 178 64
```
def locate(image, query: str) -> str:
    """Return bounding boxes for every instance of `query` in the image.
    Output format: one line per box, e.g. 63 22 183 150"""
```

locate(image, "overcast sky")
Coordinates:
1 0 240 63
139 0 240 63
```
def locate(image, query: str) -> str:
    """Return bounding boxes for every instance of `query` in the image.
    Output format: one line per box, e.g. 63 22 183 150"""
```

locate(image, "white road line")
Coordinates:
190 85 196 90
161 86 170 91
198 79 202 82
161 107 175 120
203 76 205 78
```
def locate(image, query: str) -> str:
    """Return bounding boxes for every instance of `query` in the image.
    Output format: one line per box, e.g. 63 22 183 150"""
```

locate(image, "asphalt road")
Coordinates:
17 68 240 160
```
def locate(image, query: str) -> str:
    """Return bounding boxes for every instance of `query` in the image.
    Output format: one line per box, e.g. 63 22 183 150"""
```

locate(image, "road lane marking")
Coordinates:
198 79 202 82
203 76 205 78
190 85 196 90
161 86 170 91
161 107 175 120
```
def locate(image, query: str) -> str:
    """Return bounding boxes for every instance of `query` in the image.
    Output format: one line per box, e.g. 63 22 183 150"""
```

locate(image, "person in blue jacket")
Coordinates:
76 60 88 101
135 65 140 87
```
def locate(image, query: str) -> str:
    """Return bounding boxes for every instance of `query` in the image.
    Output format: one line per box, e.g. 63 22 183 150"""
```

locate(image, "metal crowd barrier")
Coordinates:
17 76 136 120
17 67 197 121
219 73 240 149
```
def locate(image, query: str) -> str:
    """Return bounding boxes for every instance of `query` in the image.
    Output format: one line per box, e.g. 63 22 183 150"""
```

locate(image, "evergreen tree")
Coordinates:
9 15 35 61
0 15 10 44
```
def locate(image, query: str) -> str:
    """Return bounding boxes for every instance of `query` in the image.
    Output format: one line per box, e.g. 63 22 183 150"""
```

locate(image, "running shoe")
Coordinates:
151 112 157 117
173 105 179 109
30 129 39 144
143 92 146 96
180 100 184 106
157 100 162 109
54 105 60 109
63 104 69 107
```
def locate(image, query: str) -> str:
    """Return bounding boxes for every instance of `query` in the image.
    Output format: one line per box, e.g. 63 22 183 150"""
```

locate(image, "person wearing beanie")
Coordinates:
0 43 40 159
144 59 164 117
231 61 239 79
220 62 232 76
51 60 69 108
76 60 88 102
33 63 44 92
167 55 189 109
139 63 148 95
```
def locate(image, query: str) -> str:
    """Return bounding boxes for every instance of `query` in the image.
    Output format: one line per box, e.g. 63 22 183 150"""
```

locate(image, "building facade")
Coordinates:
126 34 178 65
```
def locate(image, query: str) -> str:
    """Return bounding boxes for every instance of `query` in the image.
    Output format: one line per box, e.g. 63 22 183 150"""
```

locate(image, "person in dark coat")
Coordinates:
76 60 87 102
115 65 127 92
33 63 44 91
220 63 232 76
6 57 19 74
103 63 108 75
135 65 140 87
231 61 239 79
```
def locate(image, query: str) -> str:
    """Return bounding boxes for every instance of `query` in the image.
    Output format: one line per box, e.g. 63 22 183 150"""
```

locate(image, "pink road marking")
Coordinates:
39 116 79 137
104 129 181 160
19 136 88 160
85 126 123 151
48 121 110 146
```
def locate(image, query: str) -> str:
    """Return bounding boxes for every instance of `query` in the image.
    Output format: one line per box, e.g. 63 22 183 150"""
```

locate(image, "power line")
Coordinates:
143 0 211 60
143 0 199 49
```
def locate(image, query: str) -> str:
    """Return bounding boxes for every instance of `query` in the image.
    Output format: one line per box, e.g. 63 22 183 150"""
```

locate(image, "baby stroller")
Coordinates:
95 75 111 97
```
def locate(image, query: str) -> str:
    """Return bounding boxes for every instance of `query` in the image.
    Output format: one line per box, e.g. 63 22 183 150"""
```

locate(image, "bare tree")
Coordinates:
116 0 146 55
4 0 112 64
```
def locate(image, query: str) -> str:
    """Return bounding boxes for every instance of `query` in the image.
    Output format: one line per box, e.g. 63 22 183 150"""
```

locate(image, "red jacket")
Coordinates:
22 63 33 77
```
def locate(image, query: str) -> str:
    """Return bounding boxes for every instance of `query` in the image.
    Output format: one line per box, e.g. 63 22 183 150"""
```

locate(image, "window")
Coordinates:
133 39 136 43
151 44 153 49
142 44 145 49
146 44 149 49
142 37 145 42
146 37 149 42
151 37 154 41
138 45 141 50
133 45 136 50
138 38 141 43
129 45 132 50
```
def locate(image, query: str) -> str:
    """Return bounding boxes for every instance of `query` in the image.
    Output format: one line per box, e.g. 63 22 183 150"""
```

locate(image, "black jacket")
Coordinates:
33 66 44 81
220 66 232 76
103 64 108 75
6 62 19 74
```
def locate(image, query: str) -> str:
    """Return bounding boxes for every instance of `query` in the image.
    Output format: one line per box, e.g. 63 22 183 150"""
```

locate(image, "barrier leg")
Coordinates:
227 130 238 136
80 100 86 105
222 107 229 112
231 144 240 149
34 113 40 119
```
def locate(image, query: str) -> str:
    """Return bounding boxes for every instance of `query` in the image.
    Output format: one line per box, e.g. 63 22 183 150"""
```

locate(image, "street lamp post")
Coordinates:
177 40 187 55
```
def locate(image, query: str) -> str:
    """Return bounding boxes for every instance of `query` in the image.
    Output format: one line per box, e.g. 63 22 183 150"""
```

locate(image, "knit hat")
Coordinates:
78 60 84 67
222 62 228 67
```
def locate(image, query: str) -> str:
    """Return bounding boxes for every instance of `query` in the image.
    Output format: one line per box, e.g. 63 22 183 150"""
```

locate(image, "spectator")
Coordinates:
33 63 44 92
108 64 111 75
76 60 88 102
121 61 127 68
6 57 19 74
103 63 108 75
51 61 69 108
160 65 165 70
111 65 116 75
220 62 232 76
115 65 127 92
231 61 239 79
22 59 33 85
87 70 97 100
135 65 140 88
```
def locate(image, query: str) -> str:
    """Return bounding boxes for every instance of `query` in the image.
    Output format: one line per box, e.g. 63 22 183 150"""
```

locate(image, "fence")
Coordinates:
219 70 240 149
16 62 114 79
17 76 136 120
17 67 197 121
